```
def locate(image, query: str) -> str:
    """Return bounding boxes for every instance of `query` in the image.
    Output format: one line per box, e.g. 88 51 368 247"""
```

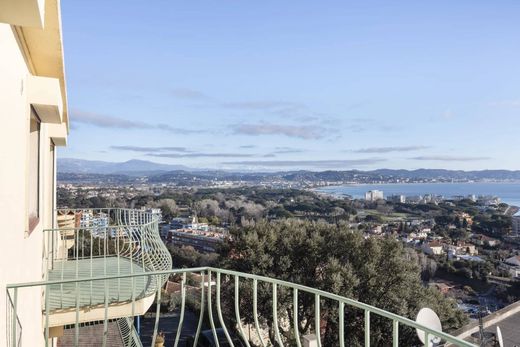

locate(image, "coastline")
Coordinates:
311 182 520 210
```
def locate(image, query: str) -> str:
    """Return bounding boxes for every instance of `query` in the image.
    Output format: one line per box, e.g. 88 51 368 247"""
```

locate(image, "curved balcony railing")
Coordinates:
7 267 476 347
117 317 143 347
44 208 172 313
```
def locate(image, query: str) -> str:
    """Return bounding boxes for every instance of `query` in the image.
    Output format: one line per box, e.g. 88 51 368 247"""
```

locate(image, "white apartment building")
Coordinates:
365 189 384 202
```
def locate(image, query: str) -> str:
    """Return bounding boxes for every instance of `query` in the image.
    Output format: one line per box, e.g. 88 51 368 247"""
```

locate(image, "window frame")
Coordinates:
28 108 41 234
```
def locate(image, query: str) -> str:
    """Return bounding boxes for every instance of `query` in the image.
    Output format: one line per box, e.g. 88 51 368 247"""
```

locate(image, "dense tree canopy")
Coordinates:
220 219 467 346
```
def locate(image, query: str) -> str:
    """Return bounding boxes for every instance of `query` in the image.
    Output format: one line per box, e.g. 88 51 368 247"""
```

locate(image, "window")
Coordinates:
28 110 40 233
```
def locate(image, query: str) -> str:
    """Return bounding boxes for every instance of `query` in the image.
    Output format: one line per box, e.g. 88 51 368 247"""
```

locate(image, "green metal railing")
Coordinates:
43 208 172 312
6 290 21 347
117 317 143 347
6 267 476 347
48 208 171 274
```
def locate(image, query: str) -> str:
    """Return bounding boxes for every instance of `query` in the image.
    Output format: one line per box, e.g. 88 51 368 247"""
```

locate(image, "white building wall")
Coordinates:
0 23 59 347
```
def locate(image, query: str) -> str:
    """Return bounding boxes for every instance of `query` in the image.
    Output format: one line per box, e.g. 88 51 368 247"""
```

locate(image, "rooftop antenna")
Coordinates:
416 308 442 347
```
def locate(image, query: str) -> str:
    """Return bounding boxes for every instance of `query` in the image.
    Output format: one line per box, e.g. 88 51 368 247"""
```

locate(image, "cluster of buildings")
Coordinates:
360 214 497 263
163 215 229 253
421 240 483 261
501 255 520 278
364 190 384 201
79 210 109 236
367 190 504 207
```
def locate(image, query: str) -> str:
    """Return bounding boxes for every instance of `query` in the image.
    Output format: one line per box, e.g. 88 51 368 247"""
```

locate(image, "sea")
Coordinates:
315 182 520 210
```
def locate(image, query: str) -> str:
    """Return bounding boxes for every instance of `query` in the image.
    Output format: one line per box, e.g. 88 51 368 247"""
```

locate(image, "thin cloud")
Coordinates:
72 110 205 134
169 89 329 123
150 153 256 158
442 109 454 120
111 146 190 153
488 100 520 107
340 118 377 133
344 124 368 133
273 147 306 154
233 122 326 140
221 101 305 110
410 155 490 162
353 146 430 154
170 88 212 101
350 117 375 123
73 110 150 129
223 158 386 168
157 123 205 134
239 145 256 149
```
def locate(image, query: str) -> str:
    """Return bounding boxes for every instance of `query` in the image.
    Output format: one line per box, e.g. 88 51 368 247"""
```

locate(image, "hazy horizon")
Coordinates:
58 157 520 173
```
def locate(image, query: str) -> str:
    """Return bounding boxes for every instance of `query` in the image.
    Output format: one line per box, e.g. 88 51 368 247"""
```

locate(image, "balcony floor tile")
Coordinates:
47 257 156 312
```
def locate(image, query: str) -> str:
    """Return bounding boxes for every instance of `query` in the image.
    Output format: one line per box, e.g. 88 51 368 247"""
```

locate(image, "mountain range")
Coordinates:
58 158 520 182
58 158 192 175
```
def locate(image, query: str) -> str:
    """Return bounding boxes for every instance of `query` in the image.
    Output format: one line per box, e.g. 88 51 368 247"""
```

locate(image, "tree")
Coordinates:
148 198 178 220
364 214 384 223
168 245 218 268
220 219 467 346
406 250 438 281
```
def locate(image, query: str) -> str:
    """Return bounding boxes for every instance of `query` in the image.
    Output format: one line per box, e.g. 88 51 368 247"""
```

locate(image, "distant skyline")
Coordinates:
60 1 520 171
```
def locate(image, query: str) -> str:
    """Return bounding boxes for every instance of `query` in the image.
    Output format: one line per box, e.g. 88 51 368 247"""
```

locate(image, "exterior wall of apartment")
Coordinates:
0 16 64 346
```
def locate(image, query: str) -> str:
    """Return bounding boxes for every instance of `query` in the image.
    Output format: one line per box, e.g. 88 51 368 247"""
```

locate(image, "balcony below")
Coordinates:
43 208 172 325
47 258 157 326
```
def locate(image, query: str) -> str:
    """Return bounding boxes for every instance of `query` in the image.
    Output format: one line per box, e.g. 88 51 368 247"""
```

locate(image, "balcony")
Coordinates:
7 267 476 347
43 208 172 326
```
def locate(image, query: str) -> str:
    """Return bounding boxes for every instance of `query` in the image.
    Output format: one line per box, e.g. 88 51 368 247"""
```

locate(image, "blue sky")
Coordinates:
60 0 520 171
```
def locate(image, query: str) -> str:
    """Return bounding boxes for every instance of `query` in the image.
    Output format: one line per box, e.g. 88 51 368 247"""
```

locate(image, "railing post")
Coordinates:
315 294 321 347
193 271 206 347
216 272 234 346
207 270 220 347
90 230 93 306
339 302 345 347
151 275 162 347
234 275 251 347
293 288 302 347
128 274 136 347
272 283 283 346
11 288 18 347
392 320 399 347
45 284 50 347
76 281 80 346
101 279 109 346
173 272 187 347
253 278 266 347
364 310 370 347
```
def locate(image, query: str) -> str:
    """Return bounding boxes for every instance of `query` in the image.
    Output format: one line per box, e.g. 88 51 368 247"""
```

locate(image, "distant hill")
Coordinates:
58 158 192 175
280 169 520 181
57 158 520 183
371 169 520 181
